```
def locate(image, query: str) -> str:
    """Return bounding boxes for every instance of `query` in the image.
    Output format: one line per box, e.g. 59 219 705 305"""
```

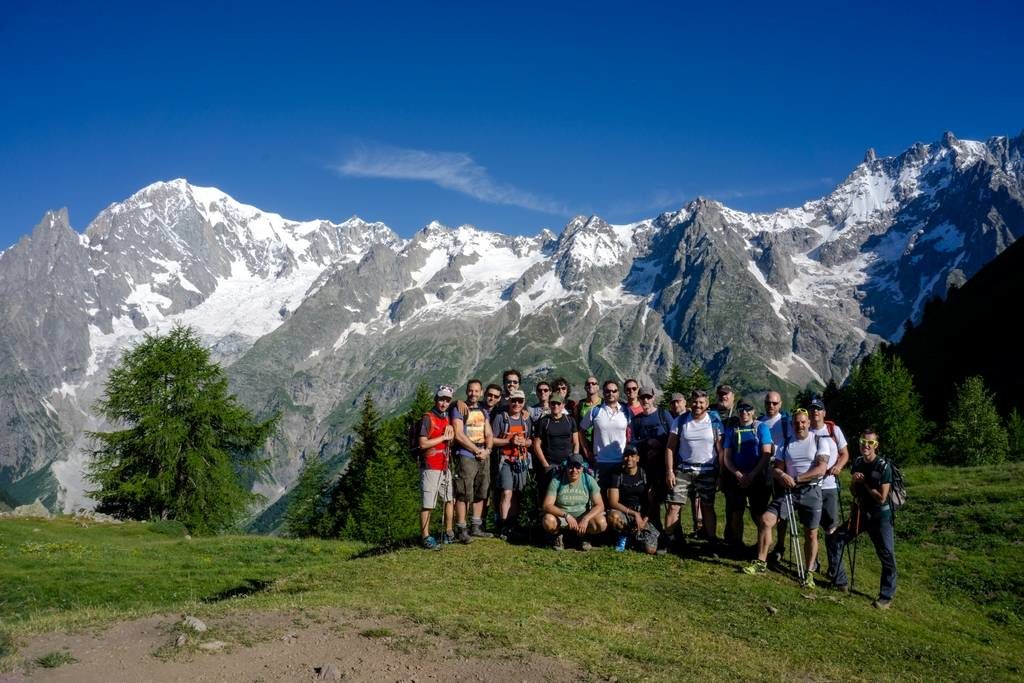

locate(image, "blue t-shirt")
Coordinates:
724 421 773 473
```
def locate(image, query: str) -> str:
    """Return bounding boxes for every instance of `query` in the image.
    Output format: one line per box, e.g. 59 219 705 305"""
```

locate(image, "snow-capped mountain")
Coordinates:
1 130 1021 516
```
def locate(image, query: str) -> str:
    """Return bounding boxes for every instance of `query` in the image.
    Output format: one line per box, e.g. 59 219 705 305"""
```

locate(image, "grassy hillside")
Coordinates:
2 464 1023 681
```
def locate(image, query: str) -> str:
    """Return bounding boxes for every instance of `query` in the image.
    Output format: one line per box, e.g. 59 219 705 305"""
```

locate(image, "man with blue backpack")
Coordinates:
629 387 673 527
722 398 774 554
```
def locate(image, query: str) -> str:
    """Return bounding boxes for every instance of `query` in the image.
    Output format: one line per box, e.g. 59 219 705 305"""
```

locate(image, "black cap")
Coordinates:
567 453 586 468
806 395 825 410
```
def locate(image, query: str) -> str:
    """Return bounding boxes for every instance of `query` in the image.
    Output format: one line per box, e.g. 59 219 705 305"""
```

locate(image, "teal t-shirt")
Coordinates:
548 472 600 518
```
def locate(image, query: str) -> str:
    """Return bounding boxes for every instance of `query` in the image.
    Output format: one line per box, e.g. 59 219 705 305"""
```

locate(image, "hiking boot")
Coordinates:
440 531 455 545
579 540 593 552
614 535 628 552
800 574 816 589
469 524 493 539
456 527 473 545
422 536 441 551
550 533 565 551
872 597 893 610
742 559 767 575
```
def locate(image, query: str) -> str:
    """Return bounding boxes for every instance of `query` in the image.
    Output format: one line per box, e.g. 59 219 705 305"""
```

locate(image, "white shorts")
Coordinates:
421 468 453 509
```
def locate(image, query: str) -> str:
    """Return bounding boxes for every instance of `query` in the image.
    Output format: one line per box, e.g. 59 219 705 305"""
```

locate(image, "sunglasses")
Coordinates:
585 381 599 386
485 393 501 400
538 387 551 393
505 380 520 385
738 406 754 412
765 400 780 405
625 386 639 391
567 463 584 470
792 408 809 416
510 398 525 403
859 438 879 447
604 389 619 394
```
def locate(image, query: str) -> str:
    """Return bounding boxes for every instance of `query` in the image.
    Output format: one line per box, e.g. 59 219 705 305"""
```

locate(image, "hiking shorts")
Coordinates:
666 468 717 505
497 459 528 492
421 468 453 509
766 485 822 530
820 487 840 532
455 454 490 502
595 462 620 490
723 475 771 519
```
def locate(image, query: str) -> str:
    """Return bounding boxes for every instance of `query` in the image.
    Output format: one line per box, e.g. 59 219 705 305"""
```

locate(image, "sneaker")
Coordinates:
440 531 455 545
742 559 768 575
469 524 493 539
550 533 565 551
800 574 816 589
579 540 593 552
422 536 441 551
872 597 893 610
456 527 473 545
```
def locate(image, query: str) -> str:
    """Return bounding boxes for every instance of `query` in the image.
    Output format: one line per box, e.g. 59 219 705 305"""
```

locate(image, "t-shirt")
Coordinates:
576 397 601 443
548 472 600 518
724 421 774 473
670 413 718 469
492 412 533 462
758 413 791 451
451 404 489 459
852 455 893 519
630 409 672 445
611 469 649 512
535 413 577 466
777 435 828 481
580 403 631 464
625 403 644 417
529 403 551 423
811 423 848 490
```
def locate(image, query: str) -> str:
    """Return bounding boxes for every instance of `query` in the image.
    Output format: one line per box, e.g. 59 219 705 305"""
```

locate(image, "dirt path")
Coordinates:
5 609 586 682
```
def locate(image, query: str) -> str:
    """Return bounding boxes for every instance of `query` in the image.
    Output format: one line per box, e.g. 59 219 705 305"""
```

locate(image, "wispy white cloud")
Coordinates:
609 177 837 216
336 143 570 216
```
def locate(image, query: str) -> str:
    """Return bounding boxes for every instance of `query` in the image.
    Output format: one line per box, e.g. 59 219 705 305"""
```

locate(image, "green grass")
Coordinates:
1 464 1023 681
34 649 76 668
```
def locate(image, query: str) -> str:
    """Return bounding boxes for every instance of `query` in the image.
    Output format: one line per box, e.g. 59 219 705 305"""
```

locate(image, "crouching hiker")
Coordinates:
607 445 659 554
828 428 898 608
540 454 606 550
418 385 457 550
744 409 827 587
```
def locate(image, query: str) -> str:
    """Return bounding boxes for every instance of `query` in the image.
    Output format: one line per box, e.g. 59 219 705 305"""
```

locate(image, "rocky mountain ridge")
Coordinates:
1 131 1021 515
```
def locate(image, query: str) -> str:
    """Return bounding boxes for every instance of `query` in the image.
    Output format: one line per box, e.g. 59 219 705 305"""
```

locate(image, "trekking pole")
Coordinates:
850 505 861 592
785 490 805 581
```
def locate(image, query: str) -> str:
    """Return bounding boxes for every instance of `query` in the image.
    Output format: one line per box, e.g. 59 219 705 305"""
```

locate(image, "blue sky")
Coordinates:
1 0 1022 248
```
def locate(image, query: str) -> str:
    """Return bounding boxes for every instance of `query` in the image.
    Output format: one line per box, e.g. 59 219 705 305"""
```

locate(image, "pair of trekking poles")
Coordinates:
780 482 861 588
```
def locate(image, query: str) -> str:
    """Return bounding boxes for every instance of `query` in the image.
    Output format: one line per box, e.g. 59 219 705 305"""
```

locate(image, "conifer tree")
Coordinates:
940 375 1009 465
658 363 687 409
686 364 711 396
87 325 277 533
839 351 932 463
328 394 382 536
351 419 421 545
283 456 332 538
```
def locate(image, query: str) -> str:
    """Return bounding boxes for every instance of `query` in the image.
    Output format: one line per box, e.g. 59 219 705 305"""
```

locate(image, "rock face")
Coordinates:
1 131 1022 518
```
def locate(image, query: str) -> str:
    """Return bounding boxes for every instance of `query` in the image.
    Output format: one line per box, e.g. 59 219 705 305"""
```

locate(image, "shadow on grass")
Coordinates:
347 538 423 560
202 578 273 602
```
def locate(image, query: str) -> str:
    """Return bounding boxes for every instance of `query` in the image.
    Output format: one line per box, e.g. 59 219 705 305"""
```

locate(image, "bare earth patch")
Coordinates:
7 609 586 681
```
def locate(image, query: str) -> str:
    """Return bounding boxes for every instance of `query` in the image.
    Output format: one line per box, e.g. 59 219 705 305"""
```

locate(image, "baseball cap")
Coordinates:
435 384 454 399
639 387 655 398
549 392 565 404
670 392 686 402
509 389 526 400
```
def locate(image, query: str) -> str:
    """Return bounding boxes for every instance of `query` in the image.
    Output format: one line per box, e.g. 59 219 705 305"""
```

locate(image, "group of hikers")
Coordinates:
416 371 898 609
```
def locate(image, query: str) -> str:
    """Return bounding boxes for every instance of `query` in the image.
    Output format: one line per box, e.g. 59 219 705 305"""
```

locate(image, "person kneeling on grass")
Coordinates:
607 445 659 554
540 453 606 550
743 409 827 587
